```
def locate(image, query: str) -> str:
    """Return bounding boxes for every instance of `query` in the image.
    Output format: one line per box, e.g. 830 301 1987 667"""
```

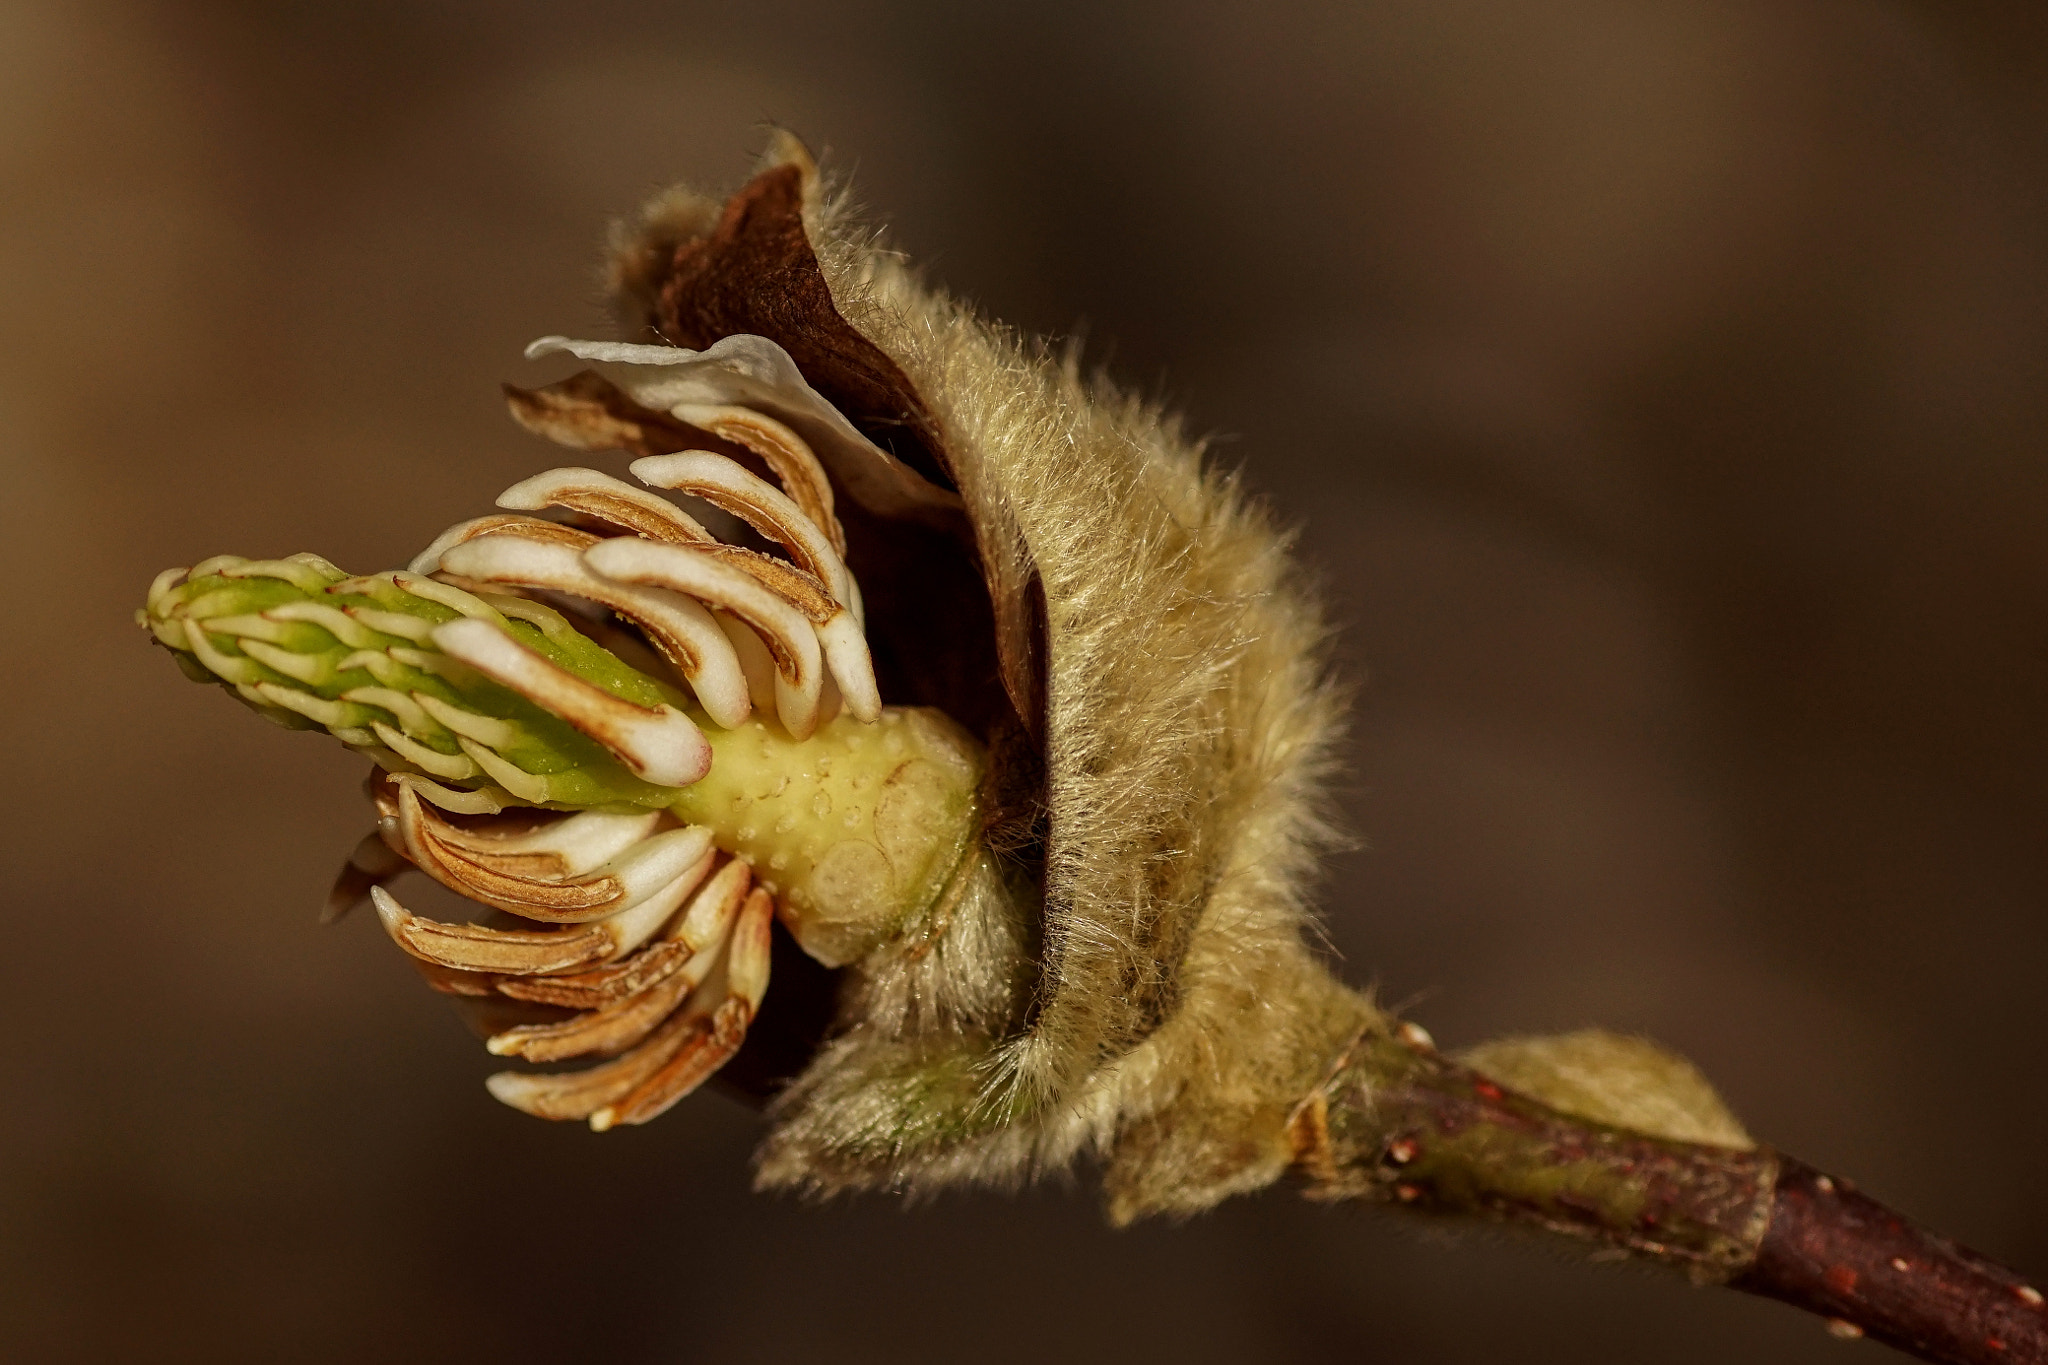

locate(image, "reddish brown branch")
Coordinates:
1293 1027 2047 1364
1290 1028 1778 1276
1731 1157 2047 1364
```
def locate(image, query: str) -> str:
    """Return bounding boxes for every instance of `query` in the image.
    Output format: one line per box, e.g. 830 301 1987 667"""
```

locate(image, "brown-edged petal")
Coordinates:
669 402 843 554
370 885 612 975
485 1007 712 1121
521 334 964 530
587 999 749 1130
480 882 772 1124
588 887 774 1129
629 450 852 610
409 958 503 998
582 536 822 738
430 616 711 786
387 779 627 922
438 534 751 731
375 776 658 872
688 546 880 725
495 466 713 546
484 952 701 1061
494 938 692 1010
408 514 599 576
498 854 753 1013
413 803 664 874
589 845 716 958
482 885 739 1062
501 368 705 459
663 855 753 955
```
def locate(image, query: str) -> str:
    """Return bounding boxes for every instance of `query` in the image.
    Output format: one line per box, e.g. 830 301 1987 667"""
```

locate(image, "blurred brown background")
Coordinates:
3 1 2044 1361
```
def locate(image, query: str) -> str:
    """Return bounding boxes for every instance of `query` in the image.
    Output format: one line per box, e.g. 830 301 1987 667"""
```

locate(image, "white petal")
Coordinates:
597 847 716 958
524 333 962 527
496 466 712 545
582 537 822 739
426 806 663 874
439 535 751 730
628 450 852 610
815 610 881 723
669 402 842 553
370 885 612 975
603 825 716 906
431 617 711 787
409 515 600 576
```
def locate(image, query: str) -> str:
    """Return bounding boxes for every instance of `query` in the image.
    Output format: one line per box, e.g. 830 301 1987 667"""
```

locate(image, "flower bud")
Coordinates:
143 551 988 966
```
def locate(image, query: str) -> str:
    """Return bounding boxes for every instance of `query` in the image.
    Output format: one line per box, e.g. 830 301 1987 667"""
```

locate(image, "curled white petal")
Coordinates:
389 772 506 815
218 557 338 592
146 566 189 616
596 846 715 959
255 681 354 728
373 723 478 781
628 450 852 610
411 692 523 750
409 514 599 576
524 333 961 527
497 467 712 545
184 623 265 684
341 686 443 737
239 638 330 685
814 610 880 723
455 737 550 803
369 884 612 975
582 536 823 739
426 806 663 874
430 616 710 787
669 402 841 553
439 533 750 730
263 601 386 649
345 607 436 644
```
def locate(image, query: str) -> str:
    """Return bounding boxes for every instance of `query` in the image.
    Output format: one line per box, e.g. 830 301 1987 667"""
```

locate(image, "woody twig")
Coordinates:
1292 1025 2047 1365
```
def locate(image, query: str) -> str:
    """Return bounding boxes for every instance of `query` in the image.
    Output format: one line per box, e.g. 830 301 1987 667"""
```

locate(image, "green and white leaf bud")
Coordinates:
140 553 703 809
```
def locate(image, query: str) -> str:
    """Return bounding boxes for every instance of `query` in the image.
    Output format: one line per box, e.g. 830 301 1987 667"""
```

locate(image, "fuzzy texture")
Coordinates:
1458 1030 1754 1150
604 139 1378 1219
